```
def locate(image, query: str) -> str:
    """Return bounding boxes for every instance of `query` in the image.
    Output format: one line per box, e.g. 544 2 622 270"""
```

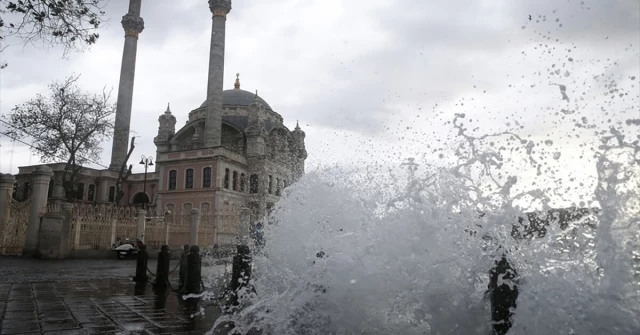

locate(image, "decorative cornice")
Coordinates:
121 14 144 37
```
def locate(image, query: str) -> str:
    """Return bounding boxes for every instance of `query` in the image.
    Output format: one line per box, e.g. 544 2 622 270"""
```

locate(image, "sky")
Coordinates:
0 0 638 207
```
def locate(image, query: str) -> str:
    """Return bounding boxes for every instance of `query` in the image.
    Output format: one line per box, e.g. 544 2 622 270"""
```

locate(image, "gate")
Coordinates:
213 207 242 250
0 197 32 255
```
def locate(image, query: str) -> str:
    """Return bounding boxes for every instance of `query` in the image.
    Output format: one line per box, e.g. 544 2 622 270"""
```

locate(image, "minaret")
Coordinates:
109 0 145 170
204 0 232 148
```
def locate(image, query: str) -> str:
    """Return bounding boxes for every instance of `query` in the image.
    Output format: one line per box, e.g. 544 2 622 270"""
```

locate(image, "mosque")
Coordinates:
13 0 307 222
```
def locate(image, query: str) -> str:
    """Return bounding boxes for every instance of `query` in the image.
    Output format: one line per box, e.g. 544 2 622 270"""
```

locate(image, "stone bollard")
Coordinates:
179 244 190 288
229 244 253 306
134 245 149 283
185 245 202 295
488 255 519 335
155 245 171 290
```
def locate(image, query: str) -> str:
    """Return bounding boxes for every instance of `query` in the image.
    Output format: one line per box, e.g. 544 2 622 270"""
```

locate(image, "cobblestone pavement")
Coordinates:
0 257 236 335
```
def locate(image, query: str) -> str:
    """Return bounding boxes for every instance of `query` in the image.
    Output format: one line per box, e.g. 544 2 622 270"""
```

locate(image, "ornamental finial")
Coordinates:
234 73 240 89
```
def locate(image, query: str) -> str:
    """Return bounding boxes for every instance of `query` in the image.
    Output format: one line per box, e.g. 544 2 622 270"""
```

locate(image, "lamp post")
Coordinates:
139 155 153 209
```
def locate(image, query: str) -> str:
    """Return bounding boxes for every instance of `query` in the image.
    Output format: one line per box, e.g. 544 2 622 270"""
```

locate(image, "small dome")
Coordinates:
200 89 273 111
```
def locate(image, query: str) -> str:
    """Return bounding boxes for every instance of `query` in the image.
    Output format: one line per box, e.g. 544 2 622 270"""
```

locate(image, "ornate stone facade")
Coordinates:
153 77 307 222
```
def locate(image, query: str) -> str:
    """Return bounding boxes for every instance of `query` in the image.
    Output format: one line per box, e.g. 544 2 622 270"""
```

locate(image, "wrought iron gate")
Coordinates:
0 198 32 255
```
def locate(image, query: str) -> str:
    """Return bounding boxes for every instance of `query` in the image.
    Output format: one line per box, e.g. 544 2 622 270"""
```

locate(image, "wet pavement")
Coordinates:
0 256 237 335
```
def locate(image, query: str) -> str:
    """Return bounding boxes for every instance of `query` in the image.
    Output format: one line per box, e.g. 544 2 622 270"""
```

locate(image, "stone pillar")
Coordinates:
23 166 53 256
0 173 15 231
61 203 73 257
98 178 110 202
204 0 232 148
110 217 118 247
37 213 65 259
137 208 146 242
52 172 66 203
109 0 145 170
190 208 200 246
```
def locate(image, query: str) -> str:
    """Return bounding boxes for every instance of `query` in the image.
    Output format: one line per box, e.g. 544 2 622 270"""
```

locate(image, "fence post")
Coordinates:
73 206 81 250
24 166 53 256
0 173 15 231
164 214 170 245
189 208 200 246
110 217 117 247
60 202 73 257
137 208 146 243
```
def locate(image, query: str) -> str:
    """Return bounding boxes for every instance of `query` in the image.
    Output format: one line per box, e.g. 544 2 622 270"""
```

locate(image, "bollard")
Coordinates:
488 255 519 335
134 245 148 283
185 245 202 294
179 244 190 288
155 245 171 290
229 244 253 306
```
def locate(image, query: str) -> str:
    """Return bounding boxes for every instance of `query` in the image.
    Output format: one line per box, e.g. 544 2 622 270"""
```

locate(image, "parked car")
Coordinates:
112 238 139 259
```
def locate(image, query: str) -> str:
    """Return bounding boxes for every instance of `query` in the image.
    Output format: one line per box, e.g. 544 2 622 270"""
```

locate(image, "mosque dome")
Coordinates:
199 73 273 111
199 89 273 111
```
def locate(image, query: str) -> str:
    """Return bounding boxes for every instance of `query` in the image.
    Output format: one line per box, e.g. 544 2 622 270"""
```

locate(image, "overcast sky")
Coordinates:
0 0 638 207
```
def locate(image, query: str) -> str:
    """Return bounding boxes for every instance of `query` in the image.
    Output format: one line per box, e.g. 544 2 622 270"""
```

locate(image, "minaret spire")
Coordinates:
109 0 145 170
204 0 232 148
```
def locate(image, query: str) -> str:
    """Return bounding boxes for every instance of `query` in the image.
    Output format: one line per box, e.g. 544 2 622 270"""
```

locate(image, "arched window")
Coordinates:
108 186 116 202
132 192 149 206
200 202 211 215
275 178 281 196
232 171 238 191
185 169 194 189
183 202 192 213
168 170 177 190
87 184 96 202
203 167 212 188
76 182 85 200
249 174 259 194
268 175 273 194
224 168 230 189
283 179 287 189
240 173 246 192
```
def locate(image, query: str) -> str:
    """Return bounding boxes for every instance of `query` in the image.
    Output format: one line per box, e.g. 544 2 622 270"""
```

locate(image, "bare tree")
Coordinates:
5 75 115 201
0 0 108 67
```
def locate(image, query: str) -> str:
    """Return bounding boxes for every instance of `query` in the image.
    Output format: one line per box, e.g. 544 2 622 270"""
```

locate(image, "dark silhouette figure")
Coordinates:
488 256 519 335
528 15 532 21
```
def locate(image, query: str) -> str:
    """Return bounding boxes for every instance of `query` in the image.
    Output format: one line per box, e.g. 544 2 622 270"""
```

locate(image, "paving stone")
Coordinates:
5 302 36 312
40 320 80 332
3 310 38 320
0 320 40 334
